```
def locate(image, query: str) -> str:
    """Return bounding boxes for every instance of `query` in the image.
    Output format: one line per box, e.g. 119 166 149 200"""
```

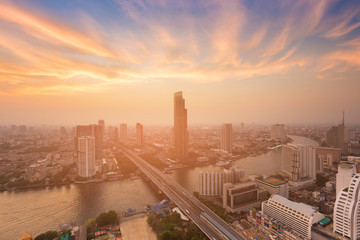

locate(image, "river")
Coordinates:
0 135 318 240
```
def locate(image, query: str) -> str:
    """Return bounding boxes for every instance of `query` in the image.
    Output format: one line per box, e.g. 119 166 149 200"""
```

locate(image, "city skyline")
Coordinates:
0 0 359 125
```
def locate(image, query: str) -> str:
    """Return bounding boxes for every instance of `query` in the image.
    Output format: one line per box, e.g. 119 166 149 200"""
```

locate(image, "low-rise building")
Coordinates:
254 176 289 198
262 194 325 239
223 182 267 213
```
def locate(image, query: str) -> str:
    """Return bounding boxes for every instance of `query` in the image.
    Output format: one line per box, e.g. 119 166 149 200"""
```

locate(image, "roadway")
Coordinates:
121 148 245 240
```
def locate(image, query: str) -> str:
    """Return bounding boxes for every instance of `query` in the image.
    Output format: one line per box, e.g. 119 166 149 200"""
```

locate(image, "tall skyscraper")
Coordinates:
119 123 127 144
114 127 119 142
98 119 105 137
334 173 360 239
75 124 103 160
77 136 96 178
326 112 345 152
136 123 144 146
271 124 286 140
221 123 232 153
173 91 188 161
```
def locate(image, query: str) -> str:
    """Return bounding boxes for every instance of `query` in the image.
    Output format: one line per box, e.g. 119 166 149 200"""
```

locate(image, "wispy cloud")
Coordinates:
0 0 359 96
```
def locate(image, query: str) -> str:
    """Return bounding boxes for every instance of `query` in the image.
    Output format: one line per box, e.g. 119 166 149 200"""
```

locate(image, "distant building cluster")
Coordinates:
24 153 73 182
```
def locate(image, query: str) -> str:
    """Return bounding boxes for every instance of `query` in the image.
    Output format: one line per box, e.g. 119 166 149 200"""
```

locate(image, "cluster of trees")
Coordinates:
194 192 228 221
48 163 75 184
20 145 59 154
147 211 207 240
34 230 70 240
85 210 118 240
96 210 118 227
116 153 138 176
316 173 329 188
139 153 167 169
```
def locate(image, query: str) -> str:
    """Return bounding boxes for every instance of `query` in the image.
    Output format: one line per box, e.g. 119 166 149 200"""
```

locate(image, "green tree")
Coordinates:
185 223 207 240
85 218 96 230
34 231 58 240
96 210 118 227
316 173 328 187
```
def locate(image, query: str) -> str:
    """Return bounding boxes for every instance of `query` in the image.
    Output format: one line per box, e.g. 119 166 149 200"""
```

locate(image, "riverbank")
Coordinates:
120 214 157 240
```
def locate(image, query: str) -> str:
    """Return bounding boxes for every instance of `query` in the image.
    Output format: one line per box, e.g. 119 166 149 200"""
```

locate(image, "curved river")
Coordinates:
0 135 318 239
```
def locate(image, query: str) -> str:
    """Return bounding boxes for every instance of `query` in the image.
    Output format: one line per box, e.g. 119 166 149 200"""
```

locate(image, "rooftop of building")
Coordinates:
270 195 318 217
225 181 255 189
256 177 287 186
17 233 32 240
338 162 355 168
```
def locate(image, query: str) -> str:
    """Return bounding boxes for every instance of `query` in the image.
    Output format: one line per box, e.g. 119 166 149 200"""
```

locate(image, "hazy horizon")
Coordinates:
0 0 359 125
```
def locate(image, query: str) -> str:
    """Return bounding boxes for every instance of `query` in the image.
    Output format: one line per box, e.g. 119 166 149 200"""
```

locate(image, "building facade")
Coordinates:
199 171 224 196
326 115 345 152
136 123 144 146
315 147 341 168
75 124 103 160
334 173 360 239
173 91 189 161
282 144 317 184
199 166 245 196
119 123 127 144
223 182 267 213
254 177 289 198
262 195 324 239
221 123 233 153
271 124 286 140
336 162 357 196
77 136 96 178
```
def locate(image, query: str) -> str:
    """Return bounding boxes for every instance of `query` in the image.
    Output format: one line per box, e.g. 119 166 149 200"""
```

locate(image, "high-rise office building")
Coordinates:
119 123 127 144
334 173 360 239
262 195 324 239
221 123 232 153
282 144 317 183
114 127 119 142
271 124 286 140
77 136 96 178
108 126 115 140
173 91 189 161
98 119 105 137
326 112 345 152
75 124 103 160
136 123 144 146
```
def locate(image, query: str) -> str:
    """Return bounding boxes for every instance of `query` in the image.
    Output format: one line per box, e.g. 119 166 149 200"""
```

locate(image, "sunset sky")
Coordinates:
0 0 359 125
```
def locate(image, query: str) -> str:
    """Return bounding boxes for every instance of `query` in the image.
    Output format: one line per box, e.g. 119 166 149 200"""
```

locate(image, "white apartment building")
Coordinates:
262 195 324 239
77 136 96 178
336 162 357 196
282 144 317 184
199 166 245 196
334 173 360 239
199 171 224 196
